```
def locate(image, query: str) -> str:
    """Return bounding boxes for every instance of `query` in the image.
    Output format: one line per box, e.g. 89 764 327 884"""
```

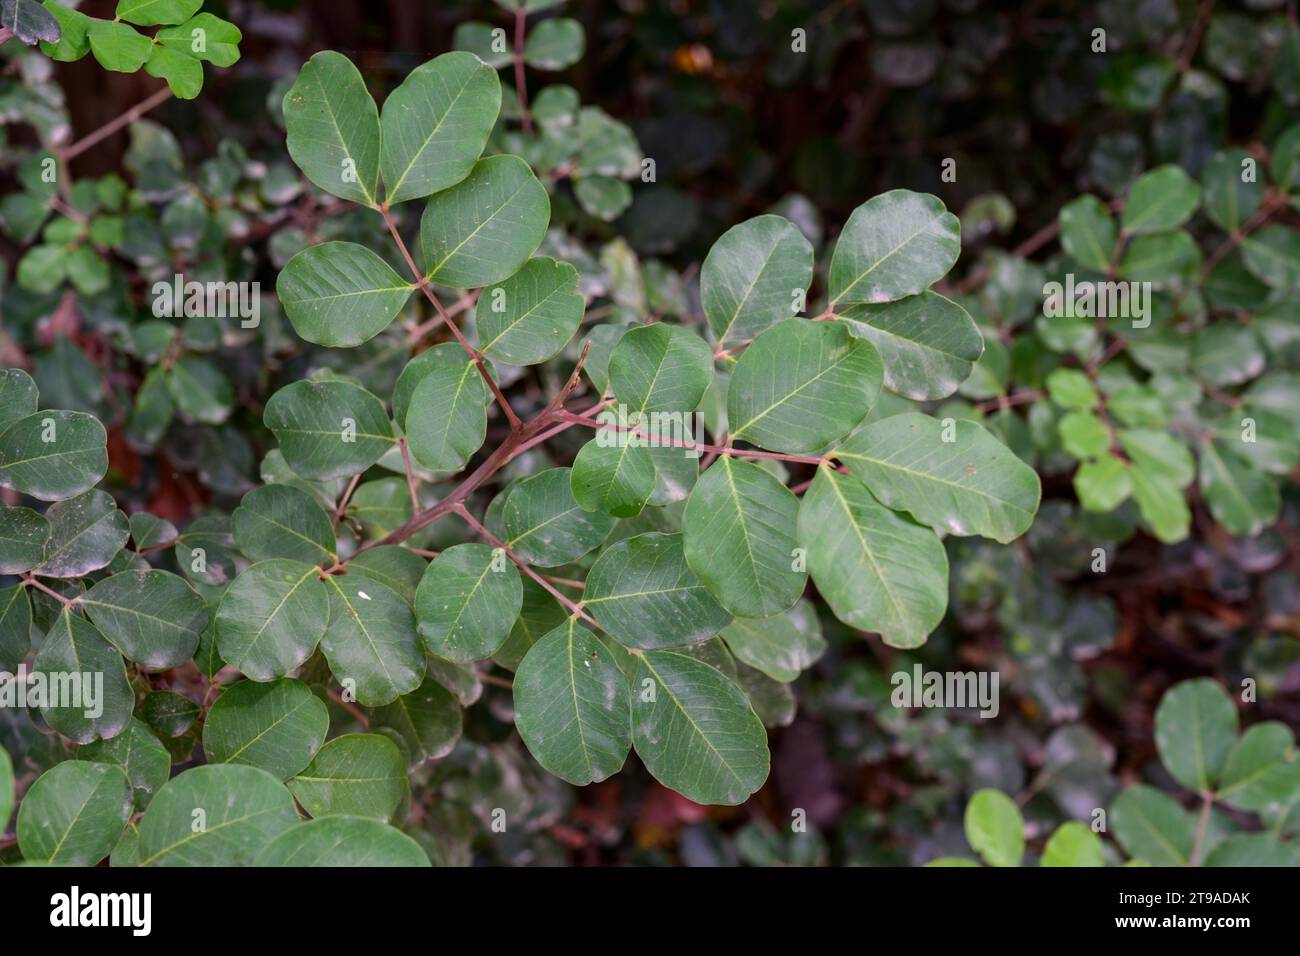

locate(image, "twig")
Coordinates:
1178 0 1217 73
20 574 74 607
328 688 370 727
1189 790 1214 865
331 474 361 529
378 204 522 430
398 437 422 513
355 347 594 555
557 411 829 465
60 87 174 162
511 397 611 459
973 389 1044 414
454 504 596 625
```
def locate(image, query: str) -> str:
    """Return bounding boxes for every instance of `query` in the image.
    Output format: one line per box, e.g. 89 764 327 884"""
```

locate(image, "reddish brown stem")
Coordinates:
332 474 361 529
60 87 173 162
378 205 522 430
454 504 595 625
557 411 828 465
21 574 74 607
398 437 422 512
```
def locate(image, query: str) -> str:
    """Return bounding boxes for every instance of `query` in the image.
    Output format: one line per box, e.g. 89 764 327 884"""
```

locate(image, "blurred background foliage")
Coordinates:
2 0 1299 866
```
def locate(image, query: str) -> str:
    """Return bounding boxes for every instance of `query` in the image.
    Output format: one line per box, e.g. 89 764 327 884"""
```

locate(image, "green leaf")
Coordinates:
1119 429 1194 488
418 155 550 288
702 214 814 347
87 18 152 72
3 0 59 45
255 816 431 866
405 360 488 473
1154 678 1238 793
1041 821 1105 867
0 409 107 501
584 532 732 649
1241 226 1300 289
964 788 1023 867
346 545 426 605
142 690 198 739
16 243 66 294
129 511 178 551
1272 124 1300 192
608 322 714 415
81 570 207 671
1118 231 1201 283
514 619 631 785
215 559 329 682
631 649 769 806
0 585 30 673
116 0 201 26
1058 195 1116 272
264 379 394 481
1129 463 1191 543
321 575 424 706
1203 834 1300 867
1201 148 1261 233
0 368 38 427
78 717 170 810
573 175 632 221
1199 441 1279 537
453 21 512 69
1110 784 1194 866
1058 412 1110 459
0 503 48 574
1216 722 1297 811
145 41 203 99
380 51 501 205
1074 454 1132 512
283 51 382 206
0 746 13 834
174 514 237 586
203 679 328 780
370 676 462 764
1045 368 1098 411
39 2 89 59
718 599 825 683
233 484 337 565
798 467 947 648
138 764 299 866
1190 324 1265 387
828 189 960 307
837 413 1041 543
841 292 982 402
477 257 584 365
1121 165 1200 235
17 761 131 865
570 434 655 518
164 357 232 425
503 467 614 566
278 242 413 348
523 17 584 70
33 609 133 744
156 13 241 67
287 732 407 821
34 489 128 578
682 457 805 618
728 318 882 453
415 542 522 662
